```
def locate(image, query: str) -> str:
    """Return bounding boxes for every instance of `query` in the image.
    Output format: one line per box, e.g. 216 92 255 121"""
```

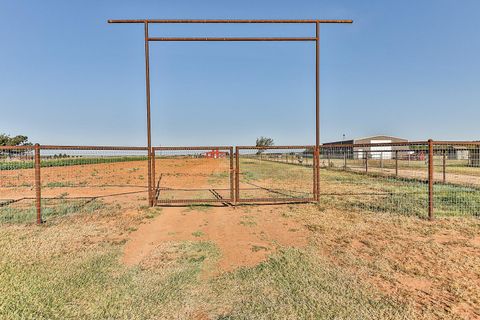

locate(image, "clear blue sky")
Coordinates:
1 0 479 146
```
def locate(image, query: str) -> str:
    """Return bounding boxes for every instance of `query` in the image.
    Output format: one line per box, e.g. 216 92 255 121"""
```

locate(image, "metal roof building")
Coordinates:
323 135 409 159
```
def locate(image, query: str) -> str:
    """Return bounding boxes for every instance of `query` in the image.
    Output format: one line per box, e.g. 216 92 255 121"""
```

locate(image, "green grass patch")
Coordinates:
239 158 311 183
211 248 412 319
192 230 205 237
0 240 219 319
208 171 230 184
45 181 80 188
321 169 480 217
251 245 269 252
239 215 257 227
183 205 212 213
0 199 105 224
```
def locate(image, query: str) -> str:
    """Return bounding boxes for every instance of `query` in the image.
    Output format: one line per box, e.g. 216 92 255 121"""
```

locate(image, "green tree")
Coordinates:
0 134 32 157
255 136 274 155
255 136 274 148
0 134 32 147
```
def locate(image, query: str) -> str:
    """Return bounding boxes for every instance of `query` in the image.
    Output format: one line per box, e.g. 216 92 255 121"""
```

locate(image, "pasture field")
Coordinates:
0 155 148 171
0 157 479 319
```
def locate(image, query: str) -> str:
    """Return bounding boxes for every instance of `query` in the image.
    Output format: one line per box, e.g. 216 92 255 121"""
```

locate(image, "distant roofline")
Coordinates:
352 135 408 142
323 135 408 145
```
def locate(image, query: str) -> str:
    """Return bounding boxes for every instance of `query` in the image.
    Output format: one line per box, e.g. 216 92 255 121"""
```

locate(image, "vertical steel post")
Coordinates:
313 147 318 201
365 151 368 173
34 144 42 224
315 22 320 203
443 150 446 183
229 147 234 203
344 149 347 170
395 150 399 177
428 139 434 220
151 148 156 205
312 148 316 201
235 147 240 204
144 22 153 206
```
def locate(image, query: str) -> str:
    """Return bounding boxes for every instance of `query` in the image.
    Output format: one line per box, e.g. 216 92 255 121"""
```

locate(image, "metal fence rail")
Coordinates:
1 141 479 224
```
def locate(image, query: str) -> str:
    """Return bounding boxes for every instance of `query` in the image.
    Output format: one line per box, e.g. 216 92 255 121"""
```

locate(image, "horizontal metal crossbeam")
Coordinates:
148 37 317 42
108 19 353 24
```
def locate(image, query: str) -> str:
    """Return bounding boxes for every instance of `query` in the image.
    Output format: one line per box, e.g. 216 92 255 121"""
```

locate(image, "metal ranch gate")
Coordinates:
107 18 353 207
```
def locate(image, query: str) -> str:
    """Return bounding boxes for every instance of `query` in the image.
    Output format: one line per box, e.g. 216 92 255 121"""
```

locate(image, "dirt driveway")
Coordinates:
123 205 308 272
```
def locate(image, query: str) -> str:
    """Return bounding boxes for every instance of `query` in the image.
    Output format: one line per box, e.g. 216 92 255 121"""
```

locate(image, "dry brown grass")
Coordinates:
1 158 479 319
2 200 479 319
288 204 480 319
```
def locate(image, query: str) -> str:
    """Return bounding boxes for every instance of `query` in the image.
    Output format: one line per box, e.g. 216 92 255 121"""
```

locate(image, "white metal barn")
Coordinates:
324 135 409 160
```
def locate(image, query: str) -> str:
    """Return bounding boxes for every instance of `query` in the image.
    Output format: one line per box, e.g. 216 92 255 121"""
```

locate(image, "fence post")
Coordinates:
316 146 320 203
428 139 434 220
229 147 234 204
443 150 446 183
395 150 399 177
343 148 347 170
365 151 368 173
34 144 42 224
151 148 156 206
147 147 152 207
313 148 316 201
235 147 240 204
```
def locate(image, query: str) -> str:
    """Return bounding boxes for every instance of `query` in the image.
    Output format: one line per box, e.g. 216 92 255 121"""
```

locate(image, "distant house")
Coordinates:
204 149 228 159
323 135 409 160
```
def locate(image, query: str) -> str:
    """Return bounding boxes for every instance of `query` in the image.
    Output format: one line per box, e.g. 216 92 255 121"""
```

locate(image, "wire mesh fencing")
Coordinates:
431 142 480 216
1 145 149 223
1 141 479 224
235 146 315 203
0 146 37 223
319 143 431 217
39 146 149 195
152 147 234 204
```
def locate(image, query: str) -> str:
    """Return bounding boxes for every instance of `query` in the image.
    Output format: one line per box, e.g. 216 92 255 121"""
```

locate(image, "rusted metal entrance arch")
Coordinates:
108 19 353 206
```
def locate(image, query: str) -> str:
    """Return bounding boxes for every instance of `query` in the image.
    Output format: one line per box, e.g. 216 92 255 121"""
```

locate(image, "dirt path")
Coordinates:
123 205 308 272
348 166 480 187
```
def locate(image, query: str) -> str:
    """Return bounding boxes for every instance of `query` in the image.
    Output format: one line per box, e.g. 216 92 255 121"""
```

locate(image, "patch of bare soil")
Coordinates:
123 205 308 272
0 157 230 202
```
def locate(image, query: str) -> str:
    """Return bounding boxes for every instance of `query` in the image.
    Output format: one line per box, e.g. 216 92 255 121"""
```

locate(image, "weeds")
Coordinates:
0 199 105 224
210 248 413 319
192 230 205 237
